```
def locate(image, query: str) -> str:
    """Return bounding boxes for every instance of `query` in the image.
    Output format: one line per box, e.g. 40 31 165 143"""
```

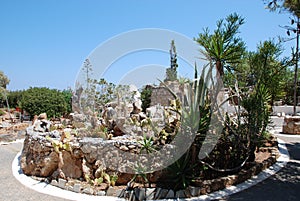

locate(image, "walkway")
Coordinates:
0 141 68 201
220 134 300 201
220 117 300 201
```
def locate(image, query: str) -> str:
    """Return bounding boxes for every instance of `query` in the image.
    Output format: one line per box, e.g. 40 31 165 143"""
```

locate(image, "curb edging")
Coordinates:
12 138 290 201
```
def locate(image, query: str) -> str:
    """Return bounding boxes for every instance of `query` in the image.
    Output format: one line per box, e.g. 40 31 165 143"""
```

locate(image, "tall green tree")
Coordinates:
7 90 23 108
247 40 289 104
20 87 69 118
195 13 246 77
266 0 300 114
62 88 73 114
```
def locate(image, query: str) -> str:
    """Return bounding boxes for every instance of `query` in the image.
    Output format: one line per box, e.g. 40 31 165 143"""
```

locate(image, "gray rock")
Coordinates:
119 145 129 151
96 191 106 196
58 178 67 188
189 186 201 197
82 144 97 154
72 113 86 122
50 180 58 187
82 187 93 195
175 190 186 198
155 188 169 199
33 120 51 132
73 183 81 193
165 189 175 198
66 186 74 191
116 189 125 197
106 186 116 196
145 188 156 200
134 188 146 200
49 130 60 138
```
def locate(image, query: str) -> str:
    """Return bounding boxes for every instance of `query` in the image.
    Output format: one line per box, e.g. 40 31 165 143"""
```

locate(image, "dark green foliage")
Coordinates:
0 71 10 107
165 153 195 191
19 87 69 118
138 134 156 154
62 89 73 114
223 40 290 104
164 40 178 82
140 85 152 112
7 90 23 109
242 84 271 161
247 40 289 104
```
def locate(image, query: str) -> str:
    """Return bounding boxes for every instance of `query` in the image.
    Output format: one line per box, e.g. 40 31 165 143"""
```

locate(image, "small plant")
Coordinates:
138 134 156 154
166 152 196 191
92 166 118 187
46 129 74 179
130 164 149 187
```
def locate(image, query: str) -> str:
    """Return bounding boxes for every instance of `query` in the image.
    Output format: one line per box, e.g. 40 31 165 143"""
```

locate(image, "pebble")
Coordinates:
119 145 129 151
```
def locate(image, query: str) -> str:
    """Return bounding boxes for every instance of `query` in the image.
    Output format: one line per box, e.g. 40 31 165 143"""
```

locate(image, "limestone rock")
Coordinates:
33 119 51 132
38 113 47 120
61 150 82 179
40 152 59 176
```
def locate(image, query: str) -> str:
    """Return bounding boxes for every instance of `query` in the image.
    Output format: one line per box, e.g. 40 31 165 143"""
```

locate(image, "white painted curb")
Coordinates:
0 138 24 145
12 139 290 201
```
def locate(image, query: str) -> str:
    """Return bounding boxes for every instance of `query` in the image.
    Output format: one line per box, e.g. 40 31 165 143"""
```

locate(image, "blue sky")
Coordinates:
0 0 293 91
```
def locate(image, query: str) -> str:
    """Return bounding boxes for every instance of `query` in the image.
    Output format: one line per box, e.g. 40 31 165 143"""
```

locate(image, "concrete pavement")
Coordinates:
0 141 69 201
219 117 300 201
220 134 300 201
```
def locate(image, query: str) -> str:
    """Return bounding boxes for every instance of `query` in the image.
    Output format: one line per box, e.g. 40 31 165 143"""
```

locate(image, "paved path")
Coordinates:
0 142 68 201
0 116 299 201
219 117 300 201
220 135 300 201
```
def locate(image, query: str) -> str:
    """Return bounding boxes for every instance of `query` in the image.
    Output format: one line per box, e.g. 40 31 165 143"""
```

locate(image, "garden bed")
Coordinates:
20 126 279 200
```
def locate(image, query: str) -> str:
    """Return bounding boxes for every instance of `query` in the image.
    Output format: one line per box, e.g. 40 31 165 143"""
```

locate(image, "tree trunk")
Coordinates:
216 60 224 77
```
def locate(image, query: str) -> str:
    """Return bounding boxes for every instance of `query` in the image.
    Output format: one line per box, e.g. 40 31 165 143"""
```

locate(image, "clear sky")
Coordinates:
0 0 293 91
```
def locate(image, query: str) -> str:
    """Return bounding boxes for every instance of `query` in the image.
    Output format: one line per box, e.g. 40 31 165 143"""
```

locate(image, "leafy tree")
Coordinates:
141 85 152 112
165 40 179 82
0 71 10 107
19 87 69 118
62 88 73 114
266 0 300 114
7 90 24 109
195 13 246 77
0 71 9 89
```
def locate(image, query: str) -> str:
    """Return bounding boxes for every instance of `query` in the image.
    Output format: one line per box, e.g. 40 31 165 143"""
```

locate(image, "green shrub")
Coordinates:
19 87 69 118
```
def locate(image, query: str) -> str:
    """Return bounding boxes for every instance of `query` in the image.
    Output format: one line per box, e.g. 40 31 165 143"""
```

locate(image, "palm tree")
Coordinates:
195 13 246 77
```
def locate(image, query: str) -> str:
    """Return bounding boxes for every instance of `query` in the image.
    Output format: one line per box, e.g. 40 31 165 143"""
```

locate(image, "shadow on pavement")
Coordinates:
218 142 300 201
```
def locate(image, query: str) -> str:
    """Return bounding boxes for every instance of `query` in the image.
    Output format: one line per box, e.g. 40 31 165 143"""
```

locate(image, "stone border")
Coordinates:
11 138 290 201
270 127 300 138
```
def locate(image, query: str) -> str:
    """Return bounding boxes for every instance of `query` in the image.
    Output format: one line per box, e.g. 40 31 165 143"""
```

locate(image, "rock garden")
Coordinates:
19 66 281 200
